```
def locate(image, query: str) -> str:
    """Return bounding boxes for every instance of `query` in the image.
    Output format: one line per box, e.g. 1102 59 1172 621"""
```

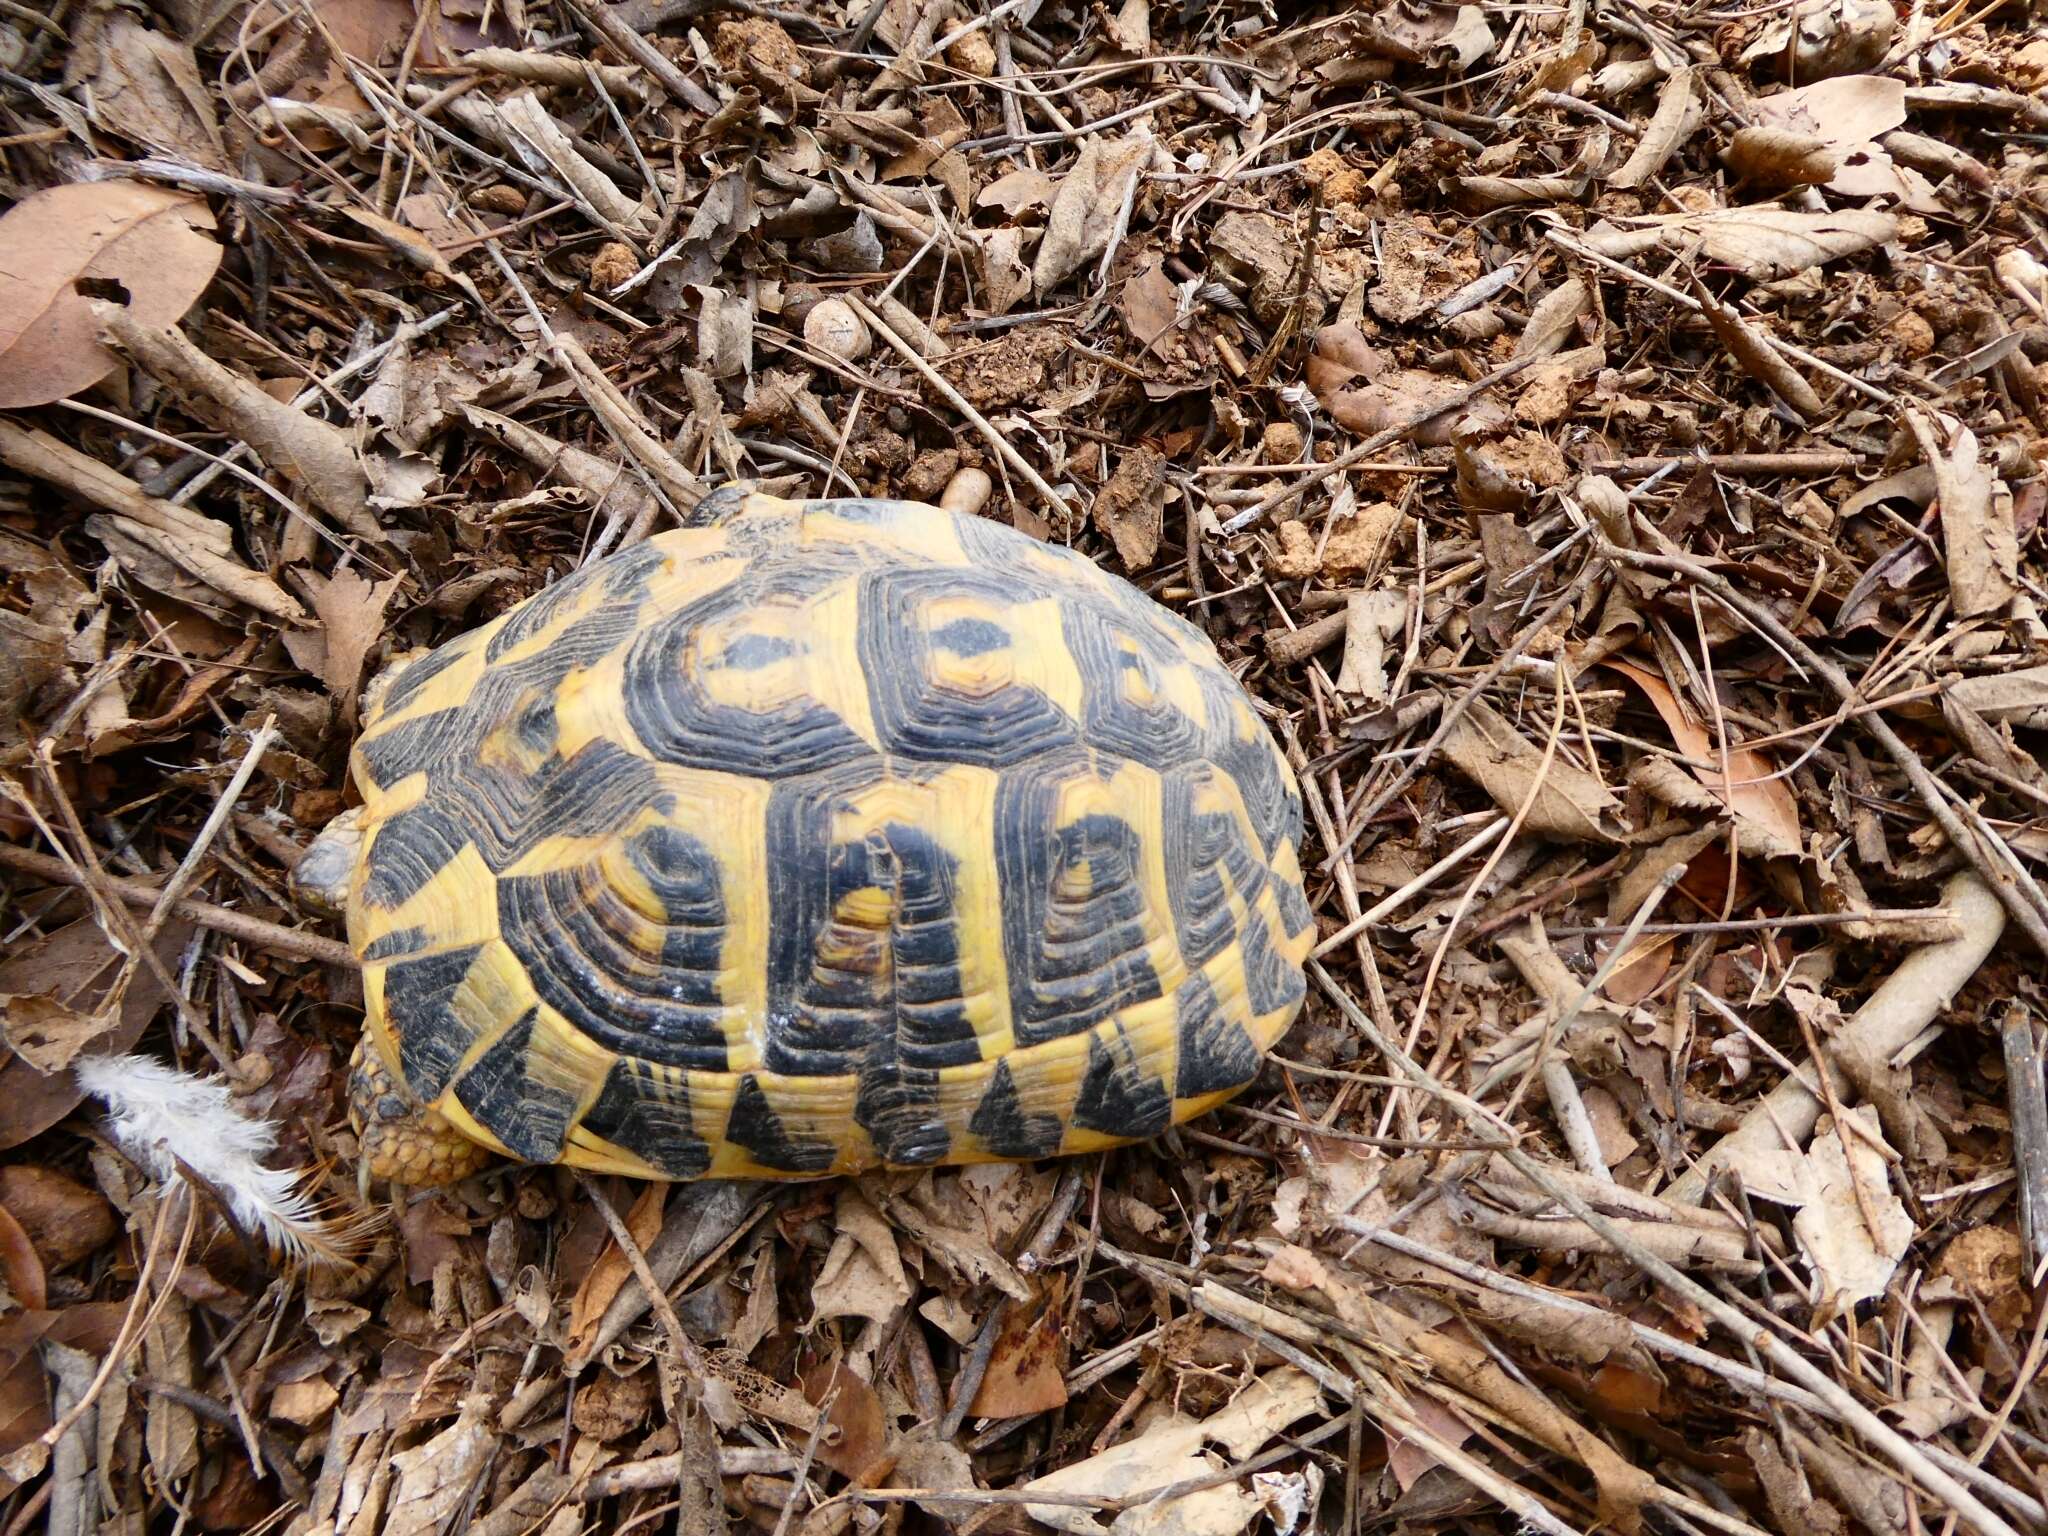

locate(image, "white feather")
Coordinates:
75 1053 362 1265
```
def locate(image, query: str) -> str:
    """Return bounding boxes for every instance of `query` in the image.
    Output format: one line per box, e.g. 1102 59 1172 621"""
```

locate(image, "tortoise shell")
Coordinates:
344 493 1314 1180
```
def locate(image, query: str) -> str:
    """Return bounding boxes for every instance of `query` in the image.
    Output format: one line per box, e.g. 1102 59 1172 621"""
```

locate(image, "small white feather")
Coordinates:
75 1053 360 1264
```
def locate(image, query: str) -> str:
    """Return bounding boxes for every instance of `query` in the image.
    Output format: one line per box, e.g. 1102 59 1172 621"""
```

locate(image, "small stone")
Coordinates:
1892 311 1936 358
589 242 638 292
1270 521 1319 580
902 449 962 502
470 184 527 215
1260 421 1305 465
1321 502 1405 581
949 30 997 75
803 298 872 362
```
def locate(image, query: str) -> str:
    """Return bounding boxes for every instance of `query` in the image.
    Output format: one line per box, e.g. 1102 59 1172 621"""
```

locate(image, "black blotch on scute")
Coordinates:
374 638 473 719
1172 975 1263 1099
723 1075 835 1173
581 1058 712 1178
854 1058 949 1166
932 617 1010 656
361 926 430 962
1070 1029 1172 1139
379 944 483 1100
1240 914 1307 1017
719 632 798 670
969 1058 1064 1159
453 1008 578 1163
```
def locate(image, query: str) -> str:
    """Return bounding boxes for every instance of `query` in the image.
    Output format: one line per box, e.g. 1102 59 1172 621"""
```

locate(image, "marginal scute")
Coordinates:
376 945 485 1101
453 1007 581 1163
581 1057 712 1178
1172 974 1263 1099
1071 1026 1172 1140
723 1074 835 1173
969 1058 1064 1159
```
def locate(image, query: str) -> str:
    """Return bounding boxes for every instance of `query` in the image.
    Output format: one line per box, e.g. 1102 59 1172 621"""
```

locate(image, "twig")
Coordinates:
0 844 356 967
2000 1006 2048 1279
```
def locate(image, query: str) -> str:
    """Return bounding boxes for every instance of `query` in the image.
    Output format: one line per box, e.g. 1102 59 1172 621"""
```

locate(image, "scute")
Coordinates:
346 494 1314 1178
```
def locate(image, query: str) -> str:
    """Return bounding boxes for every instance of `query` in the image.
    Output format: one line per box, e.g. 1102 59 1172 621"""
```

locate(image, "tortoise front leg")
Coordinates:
348 1038 497 1188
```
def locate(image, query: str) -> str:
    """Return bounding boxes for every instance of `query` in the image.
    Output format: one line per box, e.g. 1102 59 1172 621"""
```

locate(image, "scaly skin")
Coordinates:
348 1038 495 1186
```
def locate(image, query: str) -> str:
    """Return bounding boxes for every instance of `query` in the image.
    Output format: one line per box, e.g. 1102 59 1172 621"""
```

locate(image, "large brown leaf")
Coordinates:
0 183 219 409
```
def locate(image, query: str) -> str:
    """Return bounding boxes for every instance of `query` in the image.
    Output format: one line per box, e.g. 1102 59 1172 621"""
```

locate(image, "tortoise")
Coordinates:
296 491 1315 1185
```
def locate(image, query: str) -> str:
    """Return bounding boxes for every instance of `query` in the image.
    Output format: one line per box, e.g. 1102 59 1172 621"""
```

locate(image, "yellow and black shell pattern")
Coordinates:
344 492 1315 1180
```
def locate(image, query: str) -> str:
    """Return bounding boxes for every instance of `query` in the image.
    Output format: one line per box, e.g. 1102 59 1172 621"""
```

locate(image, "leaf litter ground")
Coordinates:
2 0 2048 1533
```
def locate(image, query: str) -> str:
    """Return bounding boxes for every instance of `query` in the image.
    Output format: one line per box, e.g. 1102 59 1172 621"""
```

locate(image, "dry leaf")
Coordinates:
970 1280 1069 1418
1095 446 1167 569
1692 284 1824 419
1384 1389 1477 1492
1910 409 2014 620
98 305 378 541
301 568 405 726
1441 698 1623 844
0 921 188 1152
1792 1109 1914 1309
1603 661 1802 857
0 994 114 1076
810 1185 911 1326
384 1396 494 1536
1723 127 1840 190
1033 131 1153 296
86 17 227 168
1609 67 1700 189
1596 206 1898 281
567 1183 665 1357
1124 255 1181 355
0 184 220 409
1515 277 1592 360
0 1209 46 1313
1023 1369 1324 1536
0 1169 115 1268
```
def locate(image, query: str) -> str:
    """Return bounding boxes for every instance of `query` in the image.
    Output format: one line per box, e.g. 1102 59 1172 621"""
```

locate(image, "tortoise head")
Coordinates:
347 1037 497 1188
291 806 366 919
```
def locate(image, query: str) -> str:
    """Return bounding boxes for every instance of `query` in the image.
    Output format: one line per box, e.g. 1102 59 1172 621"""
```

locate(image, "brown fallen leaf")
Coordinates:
1123 254 1181 355
98 305 379 541
1722 127 1841 190
384 1395 495 1536
1593 206 1898 281
810 1185 912 1326
1609 66 1700 189
1515 277 1593 360
0 1208 45 1313
1909 408 2014 620
1033 130 1153 296
0 919 190 1153
800 1362 889 1477
85 16 227 169
1691 280 1825 420
0 183 220 410
567 1182 665 1357
1094 445 1167 569
0 993 114 1077
0 1169 115 1269
300 567 405 727
970 1278 1070 1418
1441 697 1623 844
1606 660 1801 856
